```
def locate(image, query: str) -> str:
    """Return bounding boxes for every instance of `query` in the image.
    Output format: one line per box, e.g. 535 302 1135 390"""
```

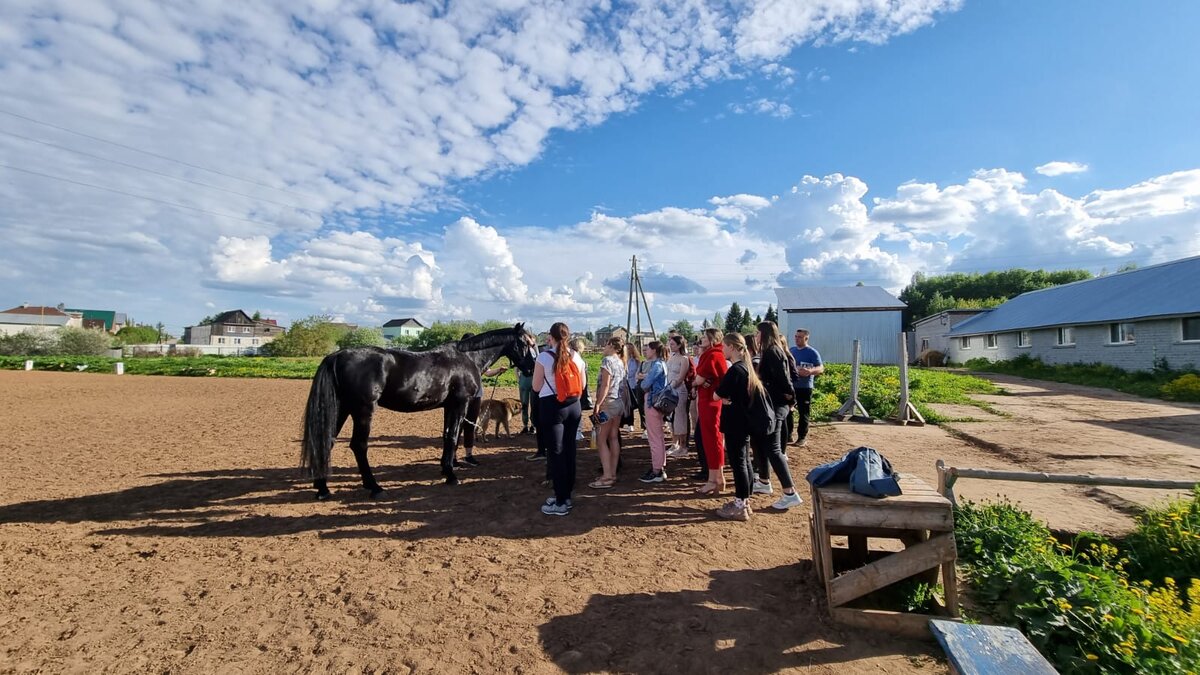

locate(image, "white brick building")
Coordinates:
946 257 1200 372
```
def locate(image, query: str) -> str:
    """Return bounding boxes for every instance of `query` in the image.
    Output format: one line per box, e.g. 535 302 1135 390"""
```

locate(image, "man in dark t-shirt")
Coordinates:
787 328 824 447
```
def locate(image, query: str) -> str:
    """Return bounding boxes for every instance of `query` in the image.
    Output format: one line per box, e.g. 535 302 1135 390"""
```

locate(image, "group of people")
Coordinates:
492 320 823 521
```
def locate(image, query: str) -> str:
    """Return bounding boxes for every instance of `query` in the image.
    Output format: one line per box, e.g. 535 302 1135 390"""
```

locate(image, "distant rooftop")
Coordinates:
775 286 906 312
2 305 69 317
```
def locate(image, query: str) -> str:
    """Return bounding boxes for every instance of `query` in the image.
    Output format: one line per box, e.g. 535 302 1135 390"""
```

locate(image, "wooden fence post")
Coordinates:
894 332 926 426
835 339 872 422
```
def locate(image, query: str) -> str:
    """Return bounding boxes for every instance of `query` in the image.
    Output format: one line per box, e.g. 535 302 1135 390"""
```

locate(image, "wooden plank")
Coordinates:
831 608 947 641
942 560 960 619
822 503 952 531
829 534 957 607
809 515 823 585
819 490 950 507
929 620 1057 675
827 525 928 539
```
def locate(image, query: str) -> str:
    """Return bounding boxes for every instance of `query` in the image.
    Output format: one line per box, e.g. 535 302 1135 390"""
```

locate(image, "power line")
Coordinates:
0 162 285 229
0 128 322 215
0 107 323 201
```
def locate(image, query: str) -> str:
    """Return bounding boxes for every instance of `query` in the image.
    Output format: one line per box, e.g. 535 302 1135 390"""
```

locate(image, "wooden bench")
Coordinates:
929 619 1057 674
809 475 959 639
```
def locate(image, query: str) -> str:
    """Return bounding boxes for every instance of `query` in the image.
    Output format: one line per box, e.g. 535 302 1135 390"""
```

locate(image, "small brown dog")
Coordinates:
478 397 522 441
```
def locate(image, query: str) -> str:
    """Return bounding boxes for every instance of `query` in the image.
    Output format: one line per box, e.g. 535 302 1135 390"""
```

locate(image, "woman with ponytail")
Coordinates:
712 332 771 521
693 328 728 494
533 322 587 516
751 321 803 510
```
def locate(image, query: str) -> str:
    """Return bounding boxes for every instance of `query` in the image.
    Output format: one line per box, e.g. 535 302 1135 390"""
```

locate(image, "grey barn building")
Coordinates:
946 256 1200 371
775 286 906 364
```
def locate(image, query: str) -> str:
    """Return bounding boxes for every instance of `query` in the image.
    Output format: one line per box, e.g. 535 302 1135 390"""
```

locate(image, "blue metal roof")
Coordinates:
949 256 1200 336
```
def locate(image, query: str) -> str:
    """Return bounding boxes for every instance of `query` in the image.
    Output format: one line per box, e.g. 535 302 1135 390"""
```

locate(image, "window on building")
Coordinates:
243 327 252 333
226 325 239 334
1057 327 1075 346
217 337 225 344
252 339 259 345
1109 322 1135 344
986 334 998 349
960 337 971 350
235 338 241 345
1017 331 1031 347
1183 316 1200 342
920 338 930 352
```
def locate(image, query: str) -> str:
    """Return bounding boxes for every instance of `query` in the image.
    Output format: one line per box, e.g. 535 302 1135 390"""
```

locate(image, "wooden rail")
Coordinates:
935 459 1200 503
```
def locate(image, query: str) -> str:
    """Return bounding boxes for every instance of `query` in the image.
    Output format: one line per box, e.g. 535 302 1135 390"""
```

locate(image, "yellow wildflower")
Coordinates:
1085 654 1099 661
1157 645 1178 655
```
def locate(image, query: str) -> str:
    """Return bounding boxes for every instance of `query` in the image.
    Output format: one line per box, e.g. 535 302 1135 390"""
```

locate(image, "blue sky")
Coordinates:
0 0 1197 334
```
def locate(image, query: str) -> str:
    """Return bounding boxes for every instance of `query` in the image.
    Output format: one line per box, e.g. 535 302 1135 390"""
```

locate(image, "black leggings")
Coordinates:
755 405 796 489
724 430 756 500
539 395 581 505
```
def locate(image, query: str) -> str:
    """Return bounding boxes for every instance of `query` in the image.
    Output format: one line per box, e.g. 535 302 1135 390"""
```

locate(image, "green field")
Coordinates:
2 353 999 423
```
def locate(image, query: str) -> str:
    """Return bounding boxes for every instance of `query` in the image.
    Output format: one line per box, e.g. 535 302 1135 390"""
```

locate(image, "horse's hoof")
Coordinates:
316 491 332 501
445 475 460 486
369 489 388 500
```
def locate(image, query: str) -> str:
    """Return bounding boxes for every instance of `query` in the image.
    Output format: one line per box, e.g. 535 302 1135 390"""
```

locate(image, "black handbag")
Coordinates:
580 384 593 411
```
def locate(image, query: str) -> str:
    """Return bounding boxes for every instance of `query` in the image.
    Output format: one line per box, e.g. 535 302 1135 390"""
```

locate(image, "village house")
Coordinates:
182 310 284 349
0 305 84 336
381 318 425 342
945 256 1200 371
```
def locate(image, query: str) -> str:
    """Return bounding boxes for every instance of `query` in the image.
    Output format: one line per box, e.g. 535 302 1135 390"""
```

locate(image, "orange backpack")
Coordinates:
553 353 584 403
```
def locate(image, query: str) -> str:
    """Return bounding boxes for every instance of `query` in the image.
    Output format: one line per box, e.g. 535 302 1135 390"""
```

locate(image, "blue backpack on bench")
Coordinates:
806 446 902 498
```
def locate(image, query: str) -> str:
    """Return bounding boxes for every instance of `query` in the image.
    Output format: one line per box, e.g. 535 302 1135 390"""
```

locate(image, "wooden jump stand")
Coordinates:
891 332 925 426
809 474 959 639
833 339 872 423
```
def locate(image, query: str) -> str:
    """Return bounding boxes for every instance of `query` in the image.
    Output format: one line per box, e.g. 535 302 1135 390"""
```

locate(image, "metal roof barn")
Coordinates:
948 255 1200 336
775 287 907 364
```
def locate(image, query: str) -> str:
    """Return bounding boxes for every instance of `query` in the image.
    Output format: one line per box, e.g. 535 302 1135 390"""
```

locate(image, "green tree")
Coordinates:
713 311 723 330
262 315 345 356
55 327 112 355
765 304 779 325
741 308 753 332
336 327 387 349
115 324 161 345
702 318 710 329
724 302 743 334
409 320 481 350
252 310 262 321
669 319 696 342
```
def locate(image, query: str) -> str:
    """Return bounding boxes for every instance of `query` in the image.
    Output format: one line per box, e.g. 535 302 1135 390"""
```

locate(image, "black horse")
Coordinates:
301 323 537 499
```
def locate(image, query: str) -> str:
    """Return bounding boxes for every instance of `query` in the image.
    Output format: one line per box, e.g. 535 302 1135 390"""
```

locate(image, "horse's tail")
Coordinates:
301 352 340 478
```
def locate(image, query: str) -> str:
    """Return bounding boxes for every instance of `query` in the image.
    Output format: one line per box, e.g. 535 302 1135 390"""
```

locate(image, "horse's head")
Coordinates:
505 322 537 376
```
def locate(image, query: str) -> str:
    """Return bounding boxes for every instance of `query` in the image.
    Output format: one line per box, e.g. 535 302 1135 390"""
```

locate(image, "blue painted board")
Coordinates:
929 619 1058 675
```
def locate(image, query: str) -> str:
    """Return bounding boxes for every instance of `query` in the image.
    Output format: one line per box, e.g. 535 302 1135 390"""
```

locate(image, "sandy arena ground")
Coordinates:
0 371 948 674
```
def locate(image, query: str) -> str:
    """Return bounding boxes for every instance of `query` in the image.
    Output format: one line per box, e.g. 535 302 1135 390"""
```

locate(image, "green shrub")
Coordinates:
972 356 1199 401
336 327 387 349
54 327 113 355
1161 374 1200 402
1124 488 1200 589
956 500 1200 673
810 364 999 422
0 330 56 356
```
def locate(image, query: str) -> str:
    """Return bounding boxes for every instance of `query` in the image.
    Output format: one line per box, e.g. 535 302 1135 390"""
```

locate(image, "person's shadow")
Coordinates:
538 563 941 673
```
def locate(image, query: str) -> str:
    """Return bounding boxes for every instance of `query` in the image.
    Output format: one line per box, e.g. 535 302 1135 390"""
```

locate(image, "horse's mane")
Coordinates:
453 325 528 352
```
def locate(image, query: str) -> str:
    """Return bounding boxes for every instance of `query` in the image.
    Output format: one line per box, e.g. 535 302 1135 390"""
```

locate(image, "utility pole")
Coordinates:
623 256 657 345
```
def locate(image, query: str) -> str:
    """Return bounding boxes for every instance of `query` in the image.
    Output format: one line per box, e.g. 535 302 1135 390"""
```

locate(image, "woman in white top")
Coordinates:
533 322 588 516
665 335 691 459
589 336 627 489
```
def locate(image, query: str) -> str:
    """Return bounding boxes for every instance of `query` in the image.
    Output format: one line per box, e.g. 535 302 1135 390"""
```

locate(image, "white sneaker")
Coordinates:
753 480 773 495
642 430 649 440
667 445 689 459
771 492 803 510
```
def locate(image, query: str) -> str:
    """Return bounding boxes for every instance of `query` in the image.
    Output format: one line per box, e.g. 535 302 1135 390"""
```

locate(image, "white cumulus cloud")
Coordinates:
1035 161 1090 176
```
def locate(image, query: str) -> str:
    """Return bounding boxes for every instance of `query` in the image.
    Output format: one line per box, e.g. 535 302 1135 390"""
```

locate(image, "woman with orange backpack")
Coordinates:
534 322 588 516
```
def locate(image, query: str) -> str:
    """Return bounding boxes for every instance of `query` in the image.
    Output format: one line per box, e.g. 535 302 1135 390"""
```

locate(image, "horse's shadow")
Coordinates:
538 564 941 673
0 436 713 541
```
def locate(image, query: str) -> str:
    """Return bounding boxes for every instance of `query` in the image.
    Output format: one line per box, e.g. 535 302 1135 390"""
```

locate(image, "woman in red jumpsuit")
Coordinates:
694 327 728 494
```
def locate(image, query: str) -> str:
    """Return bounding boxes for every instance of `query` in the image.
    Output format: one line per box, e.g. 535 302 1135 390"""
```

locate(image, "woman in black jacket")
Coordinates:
713 332 770 521
752 322 804 510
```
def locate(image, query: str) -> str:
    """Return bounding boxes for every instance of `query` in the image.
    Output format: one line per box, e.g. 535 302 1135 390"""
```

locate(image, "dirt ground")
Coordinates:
0 371 946 674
